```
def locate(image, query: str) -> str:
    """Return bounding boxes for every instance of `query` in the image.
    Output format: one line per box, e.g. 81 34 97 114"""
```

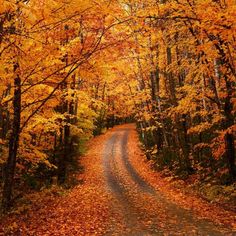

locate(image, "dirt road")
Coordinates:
1 124 235 235
102 125 233 235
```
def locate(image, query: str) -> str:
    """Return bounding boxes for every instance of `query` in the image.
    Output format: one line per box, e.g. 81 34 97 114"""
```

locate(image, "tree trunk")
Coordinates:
225 132 236 180
2 65 21 210
224 77 235 181
57 126 64 184
58 96 69 184
58 123 70 184
166 46 192 172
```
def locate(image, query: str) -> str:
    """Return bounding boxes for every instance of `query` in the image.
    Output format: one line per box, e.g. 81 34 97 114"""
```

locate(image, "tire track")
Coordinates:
103 133 137 234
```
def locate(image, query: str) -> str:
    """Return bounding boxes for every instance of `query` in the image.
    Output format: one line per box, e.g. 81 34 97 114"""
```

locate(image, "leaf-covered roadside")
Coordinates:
0 133 113 236
127 125 236 231
0 124 235 235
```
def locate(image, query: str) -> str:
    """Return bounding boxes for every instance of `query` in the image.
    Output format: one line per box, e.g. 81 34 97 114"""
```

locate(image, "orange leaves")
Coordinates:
0 130 112 235
0 0 16 13
211 124 236 160
0 0 135 176
127 125 236 230
0 0 235 227
187 122 212 135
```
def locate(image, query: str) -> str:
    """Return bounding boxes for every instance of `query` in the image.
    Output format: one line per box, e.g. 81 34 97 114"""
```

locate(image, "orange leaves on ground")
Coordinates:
0 133 113 236
127 124 236 230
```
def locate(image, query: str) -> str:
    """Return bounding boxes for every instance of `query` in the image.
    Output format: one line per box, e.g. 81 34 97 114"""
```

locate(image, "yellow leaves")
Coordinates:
139 111 151 122
18 139 49 166
211 113 224 125
169 97 197 118
15 1 39 25
148 144 158 155
65 0 92 13
187 122 212 135
26 113 63 134
64 88 77 103
1 0 16 13
44 160 57 169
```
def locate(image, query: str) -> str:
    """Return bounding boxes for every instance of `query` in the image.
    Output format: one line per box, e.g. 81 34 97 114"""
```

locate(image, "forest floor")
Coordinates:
0 124 236 235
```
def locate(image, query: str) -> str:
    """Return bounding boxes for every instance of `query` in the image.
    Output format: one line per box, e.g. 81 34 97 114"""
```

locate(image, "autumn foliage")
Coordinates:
122 0 236 183
0 0 131 209
0 0 235 213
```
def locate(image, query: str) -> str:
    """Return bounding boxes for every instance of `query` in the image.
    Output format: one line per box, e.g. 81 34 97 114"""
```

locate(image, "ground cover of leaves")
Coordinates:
127 125 236 231
0 124 235 235
0 132 113 236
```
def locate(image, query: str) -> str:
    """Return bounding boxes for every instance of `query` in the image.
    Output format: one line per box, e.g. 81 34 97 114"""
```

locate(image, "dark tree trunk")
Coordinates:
225 132 236 180
58 124 70 184
0 85 11 140
166 47 177 103
166 46 192 172
57 80 76 184
57 126 65 184
223 77 235 181
2 65 21 210
58 97 68 184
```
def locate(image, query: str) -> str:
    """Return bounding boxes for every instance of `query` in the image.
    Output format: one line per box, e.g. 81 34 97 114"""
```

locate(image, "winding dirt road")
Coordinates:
102 125 233 235
1 124 235 236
